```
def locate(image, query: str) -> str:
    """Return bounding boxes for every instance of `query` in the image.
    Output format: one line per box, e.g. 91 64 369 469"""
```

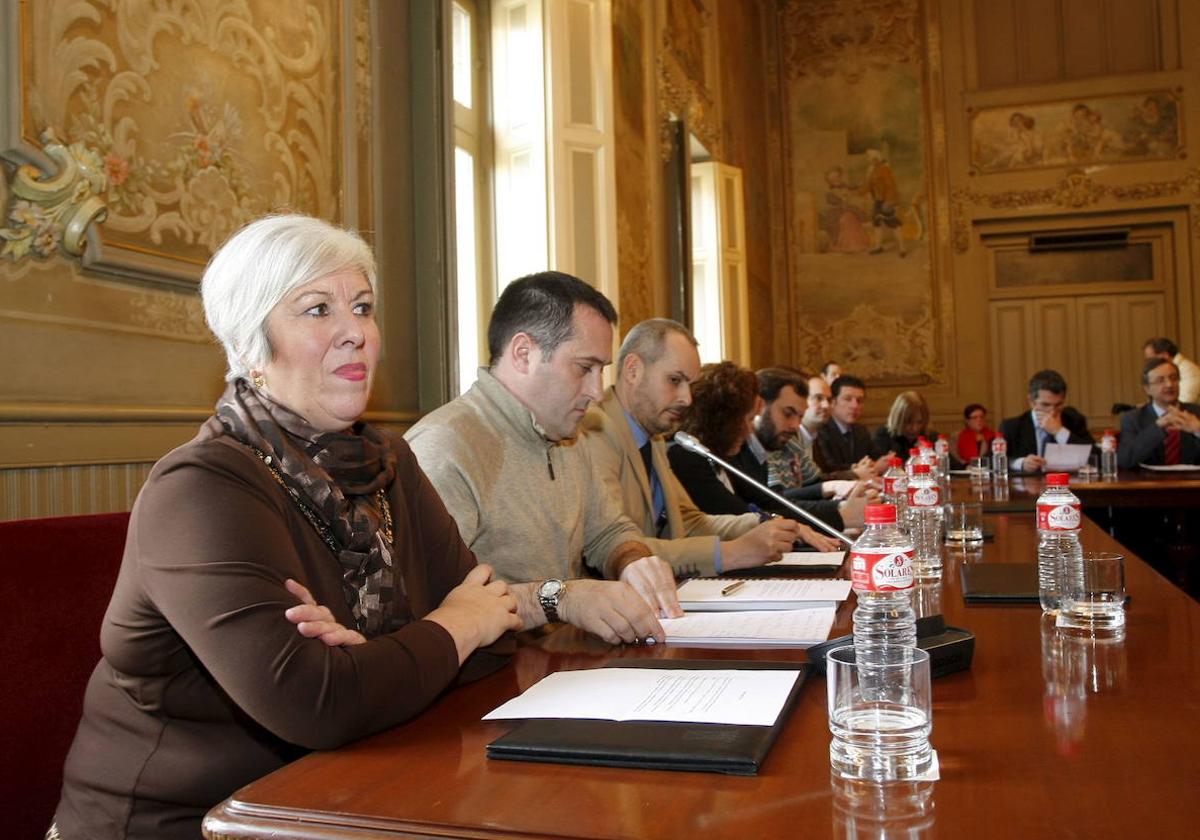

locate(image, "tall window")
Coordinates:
447 0 618 394
451 0 493 394
690 160 749 365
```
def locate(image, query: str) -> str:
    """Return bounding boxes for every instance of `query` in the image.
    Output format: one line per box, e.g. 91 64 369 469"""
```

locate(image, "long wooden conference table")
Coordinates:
205 513 1200 839
948 468 1200 511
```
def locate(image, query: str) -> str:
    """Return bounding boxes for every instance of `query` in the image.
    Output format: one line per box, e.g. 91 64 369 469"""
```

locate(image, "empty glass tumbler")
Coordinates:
827 646 933 781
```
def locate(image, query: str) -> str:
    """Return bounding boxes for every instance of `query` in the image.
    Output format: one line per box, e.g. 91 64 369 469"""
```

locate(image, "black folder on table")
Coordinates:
486 659 808 776
960 563 1040 603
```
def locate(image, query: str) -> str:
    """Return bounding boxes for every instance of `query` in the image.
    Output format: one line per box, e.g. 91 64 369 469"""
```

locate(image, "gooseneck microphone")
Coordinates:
673 431 853 547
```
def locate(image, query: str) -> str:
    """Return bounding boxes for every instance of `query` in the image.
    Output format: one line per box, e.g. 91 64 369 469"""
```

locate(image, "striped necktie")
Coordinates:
1165 427 1182 465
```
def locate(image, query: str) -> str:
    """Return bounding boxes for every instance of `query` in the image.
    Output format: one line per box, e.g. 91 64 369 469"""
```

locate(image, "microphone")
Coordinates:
673 431 853 546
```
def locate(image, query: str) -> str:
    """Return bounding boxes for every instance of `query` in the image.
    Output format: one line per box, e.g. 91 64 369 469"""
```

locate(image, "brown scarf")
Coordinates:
200 378 410 637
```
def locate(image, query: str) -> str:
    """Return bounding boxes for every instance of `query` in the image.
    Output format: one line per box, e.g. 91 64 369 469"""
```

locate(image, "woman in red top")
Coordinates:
956 403 997 461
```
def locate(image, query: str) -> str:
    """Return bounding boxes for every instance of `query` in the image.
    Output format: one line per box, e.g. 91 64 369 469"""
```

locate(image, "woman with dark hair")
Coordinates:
667 361 762 516
957 403 996 461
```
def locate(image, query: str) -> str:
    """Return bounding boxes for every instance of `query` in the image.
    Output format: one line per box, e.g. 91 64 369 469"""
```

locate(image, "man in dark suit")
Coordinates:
1118 358 1200 468
814 375 890 474
999 369 1093 473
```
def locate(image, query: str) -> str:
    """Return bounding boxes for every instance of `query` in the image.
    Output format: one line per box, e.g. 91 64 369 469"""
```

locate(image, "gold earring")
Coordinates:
251 372 265 389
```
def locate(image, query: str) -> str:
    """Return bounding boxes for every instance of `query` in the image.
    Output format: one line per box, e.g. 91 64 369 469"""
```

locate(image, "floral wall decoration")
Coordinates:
2 0 344 282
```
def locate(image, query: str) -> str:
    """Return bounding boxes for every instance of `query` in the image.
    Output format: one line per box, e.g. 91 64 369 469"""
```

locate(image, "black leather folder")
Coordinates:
486 658 808 776
960 563 1040 603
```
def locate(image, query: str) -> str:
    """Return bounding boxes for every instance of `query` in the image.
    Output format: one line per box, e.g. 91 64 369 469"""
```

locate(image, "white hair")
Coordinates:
201 214 377 381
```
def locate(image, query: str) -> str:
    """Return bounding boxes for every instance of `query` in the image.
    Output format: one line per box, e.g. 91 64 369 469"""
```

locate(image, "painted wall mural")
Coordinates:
3 0 343 280
780 0 940 383
970 90 1184 174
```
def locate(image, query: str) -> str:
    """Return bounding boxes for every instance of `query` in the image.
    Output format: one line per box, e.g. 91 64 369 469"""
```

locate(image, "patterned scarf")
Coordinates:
200 378 409 637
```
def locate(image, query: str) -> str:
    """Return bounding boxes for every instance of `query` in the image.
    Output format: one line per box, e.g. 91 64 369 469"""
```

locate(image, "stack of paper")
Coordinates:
675 578 852 611
764 550 846 569
482 667 801 725
659 608 837 648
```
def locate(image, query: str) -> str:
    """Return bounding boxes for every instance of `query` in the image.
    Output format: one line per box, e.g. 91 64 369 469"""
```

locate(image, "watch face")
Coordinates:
539 579 563 599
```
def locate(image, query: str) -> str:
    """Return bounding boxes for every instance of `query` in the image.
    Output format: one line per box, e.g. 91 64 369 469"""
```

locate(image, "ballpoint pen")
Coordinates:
721 580 747 596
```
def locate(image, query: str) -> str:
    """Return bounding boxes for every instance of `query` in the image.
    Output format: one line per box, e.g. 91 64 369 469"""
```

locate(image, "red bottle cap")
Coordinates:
909 448 920 456
890 457 903 468
1046 473 1070 486
864 503 898 525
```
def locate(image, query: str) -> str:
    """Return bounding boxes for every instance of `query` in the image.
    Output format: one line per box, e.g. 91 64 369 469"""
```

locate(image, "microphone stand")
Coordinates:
673 432 854 547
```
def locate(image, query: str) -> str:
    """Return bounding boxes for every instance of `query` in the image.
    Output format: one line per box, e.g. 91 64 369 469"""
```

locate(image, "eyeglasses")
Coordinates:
1148 374 1181 385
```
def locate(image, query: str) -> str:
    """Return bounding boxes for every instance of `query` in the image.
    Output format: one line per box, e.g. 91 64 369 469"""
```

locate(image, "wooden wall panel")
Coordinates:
973 0 1019 89
990 302 1035 420
1016 0 1063 83
1107 0 1160 74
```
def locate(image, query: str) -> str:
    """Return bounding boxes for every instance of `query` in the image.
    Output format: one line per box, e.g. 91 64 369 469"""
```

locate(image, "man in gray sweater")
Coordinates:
406 273 681 645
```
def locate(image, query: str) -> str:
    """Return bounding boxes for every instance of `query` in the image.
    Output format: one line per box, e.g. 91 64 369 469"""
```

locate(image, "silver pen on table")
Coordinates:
721 580 747 597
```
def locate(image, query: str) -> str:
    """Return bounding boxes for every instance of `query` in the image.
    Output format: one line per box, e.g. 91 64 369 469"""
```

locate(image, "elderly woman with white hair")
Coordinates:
51 215 522 840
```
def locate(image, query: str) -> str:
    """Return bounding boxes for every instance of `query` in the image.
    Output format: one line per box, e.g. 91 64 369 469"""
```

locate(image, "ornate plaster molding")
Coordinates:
656 55 720 163
354 0 372 143
951 167 1200 252
0 128 109 260
781 0 922 83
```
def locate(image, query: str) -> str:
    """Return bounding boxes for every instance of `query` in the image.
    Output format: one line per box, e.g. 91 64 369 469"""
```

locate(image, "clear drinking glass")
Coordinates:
1076 453 1100 481
1057 551 1125 635
968 456 991 484
827 646 933 781
943 502 983 547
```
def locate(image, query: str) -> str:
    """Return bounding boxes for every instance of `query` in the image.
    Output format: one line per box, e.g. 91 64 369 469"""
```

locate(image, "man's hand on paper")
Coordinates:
723 518 801 569
557 578 667 645
796 523 841 553
619 556 683 619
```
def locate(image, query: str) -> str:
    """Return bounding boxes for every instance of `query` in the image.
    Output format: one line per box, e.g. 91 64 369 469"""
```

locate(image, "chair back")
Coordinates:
0 512 130 840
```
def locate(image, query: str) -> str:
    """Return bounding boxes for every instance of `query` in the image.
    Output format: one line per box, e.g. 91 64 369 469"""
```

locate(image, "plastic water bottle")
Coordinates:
882 457 908 529
851 504 917 658
1100 430 1118 479
991 435 1008 477
918 438 935 472
1036 473 1082 614
934 435 951 481
906 464 943 581
905 447 925 478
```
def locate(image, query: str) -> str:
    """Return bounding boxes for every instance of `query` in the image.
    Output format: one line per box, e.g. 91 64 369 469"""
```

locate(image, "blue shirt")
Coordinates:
623 411 724 573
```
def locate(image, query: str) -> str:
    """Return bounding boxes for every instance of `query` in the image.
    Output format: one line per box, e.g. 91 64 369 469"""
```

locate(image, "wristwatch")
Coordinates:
537 578 566 624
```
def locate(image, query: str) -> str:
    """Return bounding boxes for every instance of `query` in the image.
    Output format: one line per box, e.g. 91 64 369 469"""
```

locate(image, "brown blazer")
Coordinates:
54 427 474 840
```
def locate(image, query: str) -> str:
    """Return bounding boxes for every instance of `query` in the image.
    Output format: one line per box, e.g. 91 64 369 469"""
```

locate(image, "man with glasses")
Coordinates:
999 369 1093 473
1143 337 1200 404
1118 358 1200 467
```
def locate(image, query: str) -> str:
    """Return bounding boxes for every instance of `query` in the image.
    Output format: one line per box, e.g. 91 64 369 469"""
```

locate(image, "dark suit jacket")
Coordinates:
667 445 842 528
814 421 874 473
1117 402 1200 468
998 409 1093 466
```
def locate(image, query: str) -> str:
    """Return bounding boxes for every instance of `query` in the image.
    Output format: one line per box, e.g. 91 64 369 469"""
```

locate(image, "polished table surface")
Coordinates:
205 517 1200 839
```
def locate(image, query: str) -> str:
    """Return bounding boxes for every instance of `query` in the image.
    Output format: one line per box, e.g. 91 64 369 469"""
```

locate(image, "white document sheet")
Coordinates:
1043 442 1093 472
659 607 838 648
676 578 852 610
482 667 800 726
765 551 846 568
